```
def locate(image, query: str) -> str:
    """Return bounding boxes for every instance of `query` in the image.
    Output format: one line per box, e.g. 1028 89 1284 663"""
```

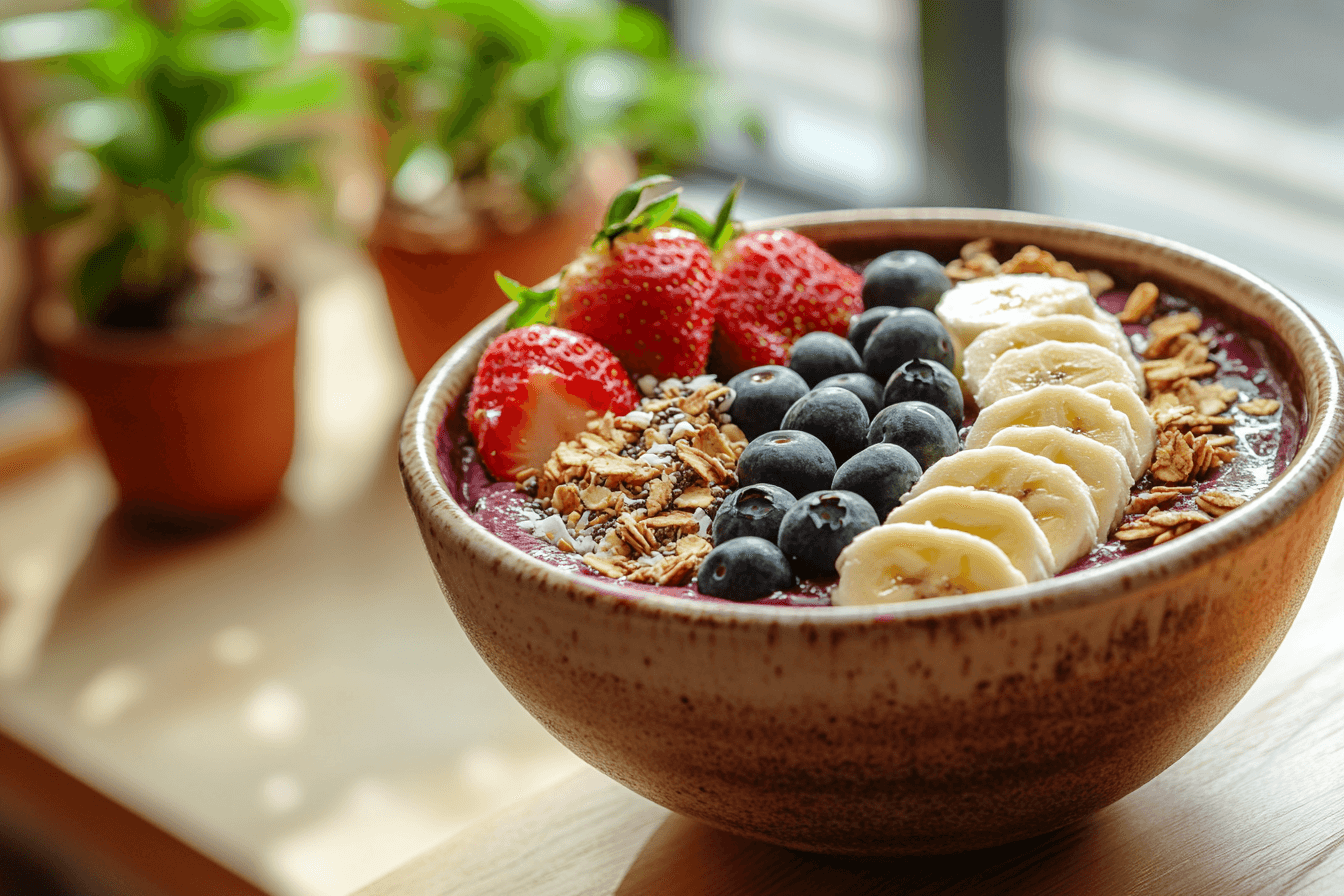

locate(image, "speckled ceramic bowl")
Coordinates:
399 210 1344 855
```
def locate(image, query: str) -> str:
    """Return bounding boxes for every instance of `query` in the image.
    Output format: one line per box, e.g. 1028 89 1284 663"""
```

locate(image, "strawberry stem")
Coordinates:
496 272 557 329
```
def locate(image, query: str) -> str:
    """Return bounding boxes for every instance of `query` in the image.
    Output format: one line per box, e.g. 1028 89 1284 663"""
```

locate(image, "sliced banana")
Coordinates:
906 446 1100 573
884 485 1054 582
1085 381 1157 468
832 522 1027 606
966 384 1144 479
962 313 1144 396
974 340 1141 409
986 425 1134 538
935 274 1111 348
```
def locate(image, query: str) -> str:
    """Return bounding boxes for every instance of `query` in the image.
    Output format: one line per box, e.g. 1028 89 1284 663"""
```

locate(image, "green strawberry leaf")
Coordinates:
710 178 745 251
602 174 673 229
74 228 137 324
639 191 681 230
668 207 714 243
496 272 557 329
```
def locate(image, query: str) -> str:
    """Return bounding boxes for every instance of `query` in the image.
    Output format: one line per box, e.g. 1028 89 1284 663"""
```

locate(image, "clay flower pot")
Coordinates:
33 291 298 522
371 149 636 382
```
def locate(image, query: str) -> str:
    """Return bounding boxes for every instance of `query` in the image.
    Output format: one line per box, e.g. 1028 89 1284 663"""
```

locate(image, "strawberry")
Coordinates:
466 325 639 481
496 176 720 380
709 189 864 375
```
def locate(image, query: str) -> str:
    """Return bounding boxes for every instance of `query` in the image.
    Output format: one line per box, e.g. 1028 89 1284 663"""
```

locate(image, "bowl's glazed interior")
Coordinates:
400 209 1344 854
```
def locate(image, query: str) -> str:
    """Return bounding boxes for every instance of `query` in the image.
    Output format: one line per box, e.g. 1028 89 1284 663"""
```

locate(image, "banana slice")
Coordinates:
986 425 1134 538
906 446 1100 572
962 313 1145 396
965 384 1144 479
974 340 1141 408
936 274 1111 348
832 522 1027 606
1085 381 1157 468
884 485 1054 582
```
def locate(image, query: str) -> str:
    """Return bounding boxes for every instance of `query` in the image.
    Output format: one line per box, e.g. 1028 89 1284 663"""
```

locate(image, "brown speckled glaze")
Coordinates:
398 210 1344 855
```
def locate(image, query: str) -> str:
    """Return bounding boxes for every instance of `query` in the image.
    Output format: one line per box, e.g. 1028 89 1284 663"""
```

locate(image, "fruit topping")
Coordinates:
736 430 837 498
860 307 956 386
466 325 640 480
884 486 1055 583
778 490 880 579
974 340 1141 409
847 306 901 356
867 401 960 471
712 228 863 375
831 442 921 521
881 358 964 428
966 383 1144 478
498 176 719 380
723 365 810 441
935 273 1113 348
780 386 870 464
697 536 796 602
711 483 796 545
814 372 884 418
832 523 1027 607
906 446 1099 574
860 249 952 311
787 330 863 387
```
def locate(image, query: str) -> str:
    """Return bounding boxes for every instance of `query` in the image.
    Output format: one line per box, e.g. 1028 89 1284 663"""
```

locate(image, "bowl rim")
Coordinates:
400 207 1344 626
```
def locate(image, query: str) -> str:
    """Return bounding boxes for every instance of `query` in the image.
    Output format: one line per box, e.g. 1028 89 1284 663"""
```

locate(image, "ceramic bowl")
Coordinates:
399 209 1344 855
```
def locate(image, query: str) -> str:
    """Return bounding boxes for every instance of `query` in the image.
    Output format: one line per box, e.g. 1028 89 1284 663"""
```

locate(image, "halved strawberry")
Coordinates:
709 190 864 375
466 325 639 481
497 177 722 380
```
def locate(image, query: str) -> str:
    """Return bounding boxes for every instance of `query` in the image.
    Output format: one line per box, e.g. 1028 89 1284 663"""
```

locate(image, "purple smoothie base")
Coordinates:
437 286 1301 607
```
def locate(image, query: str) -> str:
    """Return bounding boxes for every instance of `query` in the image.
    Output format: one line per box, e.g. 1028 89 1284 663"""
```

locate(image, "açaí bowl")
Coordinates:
398 209 1344 855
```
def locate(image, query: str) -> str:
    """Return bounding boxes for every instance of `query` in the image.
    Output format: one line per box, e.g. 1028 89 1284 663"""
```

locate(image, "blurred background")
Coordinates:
0 1 1340 894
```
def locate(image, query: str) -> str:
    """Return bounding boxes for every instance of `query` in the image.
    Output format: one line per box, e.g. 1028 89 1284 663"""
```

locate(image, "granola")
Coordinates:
517 376 744 586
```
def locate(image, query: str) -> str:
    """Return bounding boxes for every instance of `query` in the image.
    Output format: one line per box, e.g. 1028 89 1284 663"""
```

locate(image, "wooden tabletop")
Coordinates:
358 523 1344 896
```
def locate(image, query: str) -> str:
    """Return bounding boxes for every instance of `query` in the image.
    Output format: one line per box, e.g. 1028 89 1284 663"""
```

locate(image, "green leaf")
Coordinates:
639 190 680 230
496 272 556 329
614 6 671 58
710 178 744 251
217 66 351 121
65 15 160 92
180 0 299 31
145 63 233 143
603 174 672 228
74 229 137 323
668 207 712 243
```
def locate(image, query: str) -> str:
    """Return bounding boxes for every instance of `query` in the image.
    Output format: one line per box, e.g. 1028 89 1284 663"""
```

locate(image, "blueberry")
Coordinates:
780 386 869 464
848 306 900 355
861 250 952 311
725 366 810 441
737 430 837 497
882 358 964 426
815 372 884 418
697 537 796 601
868 401 960 471
788 331 862 387
777 490 880 579
832 443 922 521
712 483 796 545
861 308 956 386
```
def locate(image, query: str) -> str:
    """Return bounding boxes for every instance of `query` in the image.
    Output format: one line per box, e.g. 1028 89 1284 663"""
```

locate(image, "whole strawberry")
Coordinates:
467 325 639 481
711 193 863 374
497 176 719 380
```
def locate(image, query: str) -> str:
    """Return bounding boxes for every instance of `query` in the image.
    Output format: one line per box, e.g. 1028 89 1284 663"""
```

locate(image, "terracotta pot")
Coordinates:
371 150 636 382
33 291 298 522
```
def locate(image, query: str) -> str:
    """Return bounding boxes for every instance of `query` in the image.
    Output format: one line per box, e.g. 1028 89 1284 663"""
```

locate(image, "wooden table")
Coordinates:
359 521 1344 896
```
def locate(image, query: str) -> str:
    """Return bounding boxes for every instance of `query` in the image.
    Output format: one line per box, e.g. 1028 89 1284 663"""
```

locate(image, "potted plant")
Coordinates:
19 0 348 522
360 0 748 380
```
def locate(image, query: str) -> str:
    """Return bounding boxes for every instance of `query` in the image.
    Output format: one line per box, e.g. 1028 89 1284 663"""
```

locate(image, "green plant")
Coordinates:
364 0 756 223
24 0 349 327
